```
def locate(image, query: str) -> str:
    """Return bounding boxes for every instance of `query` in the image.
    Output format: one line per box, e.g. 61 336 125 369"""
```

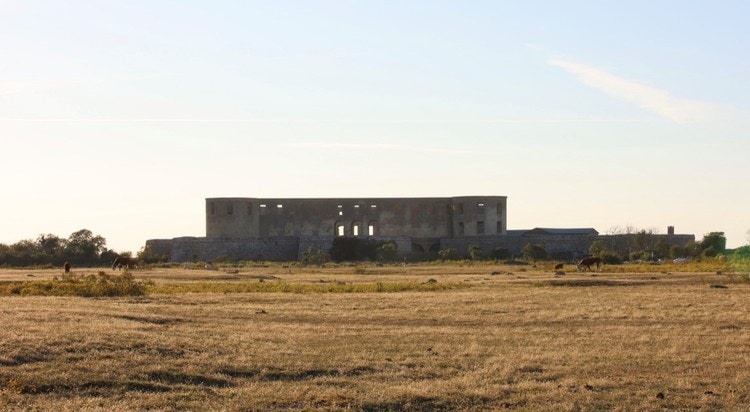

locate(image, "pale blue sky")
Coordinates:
1 1 748 252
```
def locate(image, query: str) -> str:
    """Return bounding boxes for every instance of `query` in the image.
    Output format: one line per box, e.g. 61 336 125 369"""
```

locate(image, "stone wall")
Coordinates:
150 235 420 263
205 196 508 240
147 237 300 262
148 232 696 263
144 239 174 258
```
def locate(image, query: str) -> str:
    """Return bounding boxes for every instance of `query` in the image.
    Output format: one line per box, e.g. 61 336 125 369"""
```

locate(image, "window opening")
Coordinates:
227 203 234 215
457 222 464 235
477 221 485 235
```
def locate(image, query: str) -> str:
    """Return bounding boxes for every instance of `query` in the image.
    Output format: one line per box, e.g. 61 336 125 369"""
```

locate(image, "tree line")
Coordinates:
0 229 125 267
588 231 729 264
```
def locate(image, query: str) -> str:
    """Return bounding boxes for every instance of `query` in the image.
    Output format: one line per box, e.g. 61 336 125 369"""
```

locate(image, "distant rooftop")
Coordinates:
508 228 599 236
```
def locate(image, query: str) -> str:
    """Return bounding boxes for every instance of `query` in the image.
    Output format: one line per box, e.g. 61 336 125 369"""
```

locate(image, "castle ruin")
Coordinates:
145 196 694 262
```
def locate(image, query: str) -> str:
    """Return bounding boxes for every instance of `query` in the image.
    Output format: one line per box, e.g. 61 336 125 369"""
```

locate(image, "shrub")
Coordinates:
0 271 152 297
599 251 623 264
301 246 328 266
377 242 399 262
468 244 483 261
522 243 548 261
491 247 511 260
329 238 396 262
629 251 652 262
438 248 458 261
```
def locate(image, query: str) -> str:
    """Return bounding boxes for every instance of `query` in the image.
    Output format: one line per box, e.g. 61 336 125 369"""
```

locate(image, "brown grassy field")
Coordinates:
1 262 749 411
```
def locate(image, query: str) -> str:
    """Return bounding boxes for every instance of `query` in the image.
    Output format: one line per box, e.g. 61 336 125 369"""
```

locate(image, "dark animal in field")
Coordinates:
112 257 138 271
63 261 71 273
577 257 602 272
554 263 564 270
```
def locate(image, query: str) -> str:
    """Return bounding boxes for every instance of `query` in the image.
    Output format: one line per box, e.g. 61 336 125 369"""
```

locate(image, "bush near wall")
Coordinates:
329 238 396 262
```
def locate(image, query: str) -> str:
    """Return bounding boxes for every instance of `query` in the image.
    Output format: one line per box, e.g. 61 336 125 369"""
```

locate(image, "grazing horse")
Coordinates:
112 257 138 271
554 263 564 270
577 257 602 272
63 261 71 273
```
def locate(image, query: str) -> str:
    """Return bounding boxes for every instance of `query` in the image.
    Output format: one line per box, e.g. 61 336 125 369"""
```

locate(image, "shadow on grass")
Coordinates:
548 280 649 287
218 365 377 381
146 371 230 387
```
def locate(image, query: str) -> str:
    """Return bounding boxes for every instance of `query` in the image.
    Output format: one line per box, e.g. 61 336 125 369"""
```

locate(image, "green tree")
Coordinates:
438 248 458 261
589 240 623 263
491 247 511 260
301 245 327 266
377 242 399 262
588 240 607 256
468 244 483 260
65 229 107 265
36 234 65 264
698 232 726 258
522 243 548 261
654 238 669 260
329 237 390 262
669 244 690 259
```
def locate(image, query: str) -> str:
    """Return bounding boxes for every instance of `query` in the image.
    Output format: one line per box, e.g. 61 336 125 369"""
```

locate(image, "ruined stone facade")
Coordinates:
207 196 506 242
148 196 506 261
145 196 694 262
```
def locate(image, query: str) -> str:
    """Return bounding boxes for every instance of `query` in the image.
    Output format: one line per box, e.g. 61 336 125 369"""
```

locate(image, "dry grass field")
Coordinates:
1 262 749 411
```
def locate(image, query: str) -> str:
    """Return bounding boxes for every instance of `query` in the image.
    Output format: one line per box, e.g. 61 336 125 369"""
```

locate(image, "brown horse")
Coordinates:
112 257 138 271
63 261 71 273
577 257 602 272
554 263 564 270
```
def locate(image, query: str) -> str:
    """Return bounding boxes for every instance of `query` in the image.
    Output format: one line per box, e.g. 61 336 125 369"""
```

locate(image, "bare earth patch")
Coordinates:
0 264 748 410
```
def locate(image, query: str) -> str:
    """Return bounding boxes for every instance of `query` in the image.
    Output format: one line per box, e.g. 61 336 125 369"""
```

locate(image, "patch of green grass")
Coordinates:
0 271 151 297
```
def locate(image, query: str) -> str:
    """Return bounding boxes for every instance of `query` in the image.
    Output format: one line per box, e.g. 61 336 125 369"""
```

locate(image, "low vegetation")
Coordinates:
148 280 469 295
0 271 151 297
0 264 749 410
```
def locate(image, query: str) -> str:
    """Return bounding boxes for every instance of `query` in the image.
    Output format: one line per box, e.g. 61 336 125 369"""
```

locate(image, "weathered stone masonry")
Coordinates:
145 196 694 262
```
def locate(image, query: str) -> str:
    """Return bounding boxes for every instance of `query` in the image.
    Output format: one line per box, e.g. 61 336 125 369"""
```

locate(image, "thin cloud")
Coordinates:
284 142 479 155
548 57 724 123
